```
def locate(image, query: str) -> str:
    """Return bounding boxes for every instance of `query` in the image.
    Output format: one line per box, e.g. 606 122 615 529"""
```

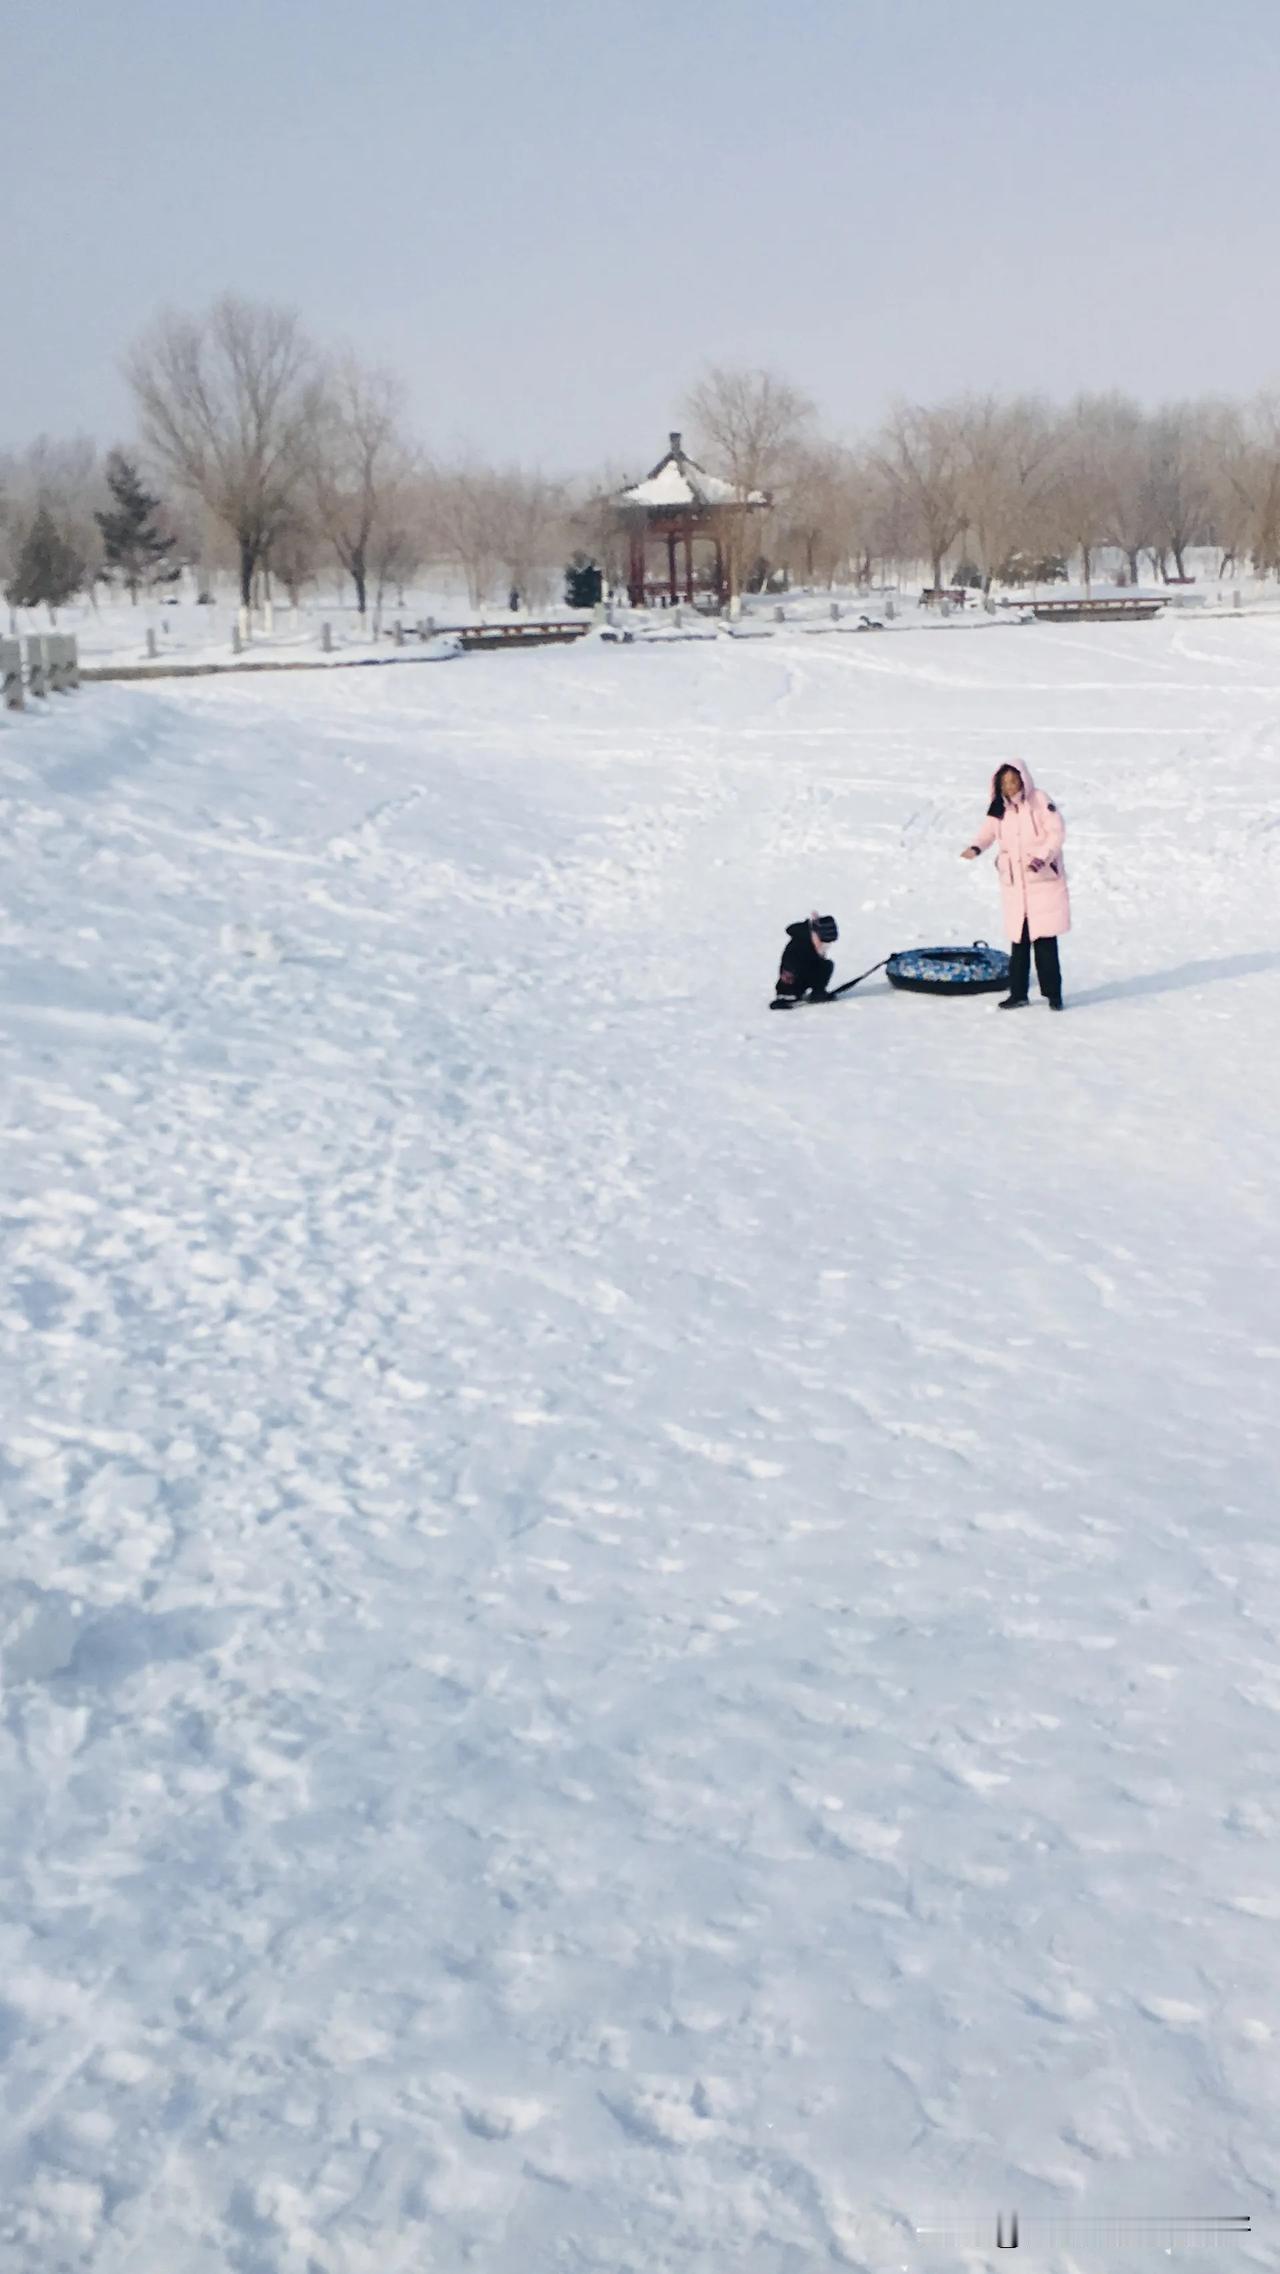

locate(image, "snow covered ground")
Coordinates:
1 613 1278 2274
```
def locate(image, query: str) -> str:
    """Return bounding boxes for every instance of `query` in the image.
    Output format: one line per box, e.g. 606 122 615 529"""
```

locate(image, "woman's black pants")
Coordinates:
1008 920 1062 1005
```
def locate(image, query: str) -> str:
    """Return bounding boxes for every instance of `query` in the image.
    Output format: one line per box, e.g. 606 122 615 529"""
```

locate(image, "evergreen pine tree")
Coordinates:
95 450 175 603
5 507 87 619
564 552 603 609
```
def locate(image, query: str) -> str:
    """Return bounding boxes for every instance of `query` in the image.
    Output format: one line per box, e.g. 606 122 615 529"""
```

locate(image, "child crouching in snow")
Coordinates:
773 913 838 1005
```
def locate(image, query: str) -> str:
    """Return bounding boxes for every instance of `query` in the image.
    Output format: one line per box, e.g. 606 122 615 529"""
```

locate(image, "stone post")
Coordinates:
0 636 23 709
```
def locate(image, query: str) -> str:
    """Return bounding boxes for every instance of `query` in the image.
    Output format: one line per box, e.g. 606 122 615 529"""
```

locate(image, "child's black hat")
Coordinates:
812 914 838 943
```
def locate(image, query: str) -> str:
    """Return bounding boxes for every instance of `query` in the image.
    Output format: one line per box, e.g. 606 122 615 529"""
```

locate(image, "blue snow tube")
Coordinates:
886 940 1010 996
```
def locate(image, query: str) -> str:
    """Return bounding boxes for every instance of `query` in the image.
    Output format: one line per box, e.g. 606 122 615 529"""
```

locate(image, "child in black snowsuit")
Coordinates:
773 913 839 1004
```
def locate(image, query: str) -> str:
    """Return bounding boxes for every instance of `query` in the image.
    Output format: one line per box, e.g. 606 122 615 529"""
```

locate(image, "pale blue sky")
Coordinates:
5 0 1279 473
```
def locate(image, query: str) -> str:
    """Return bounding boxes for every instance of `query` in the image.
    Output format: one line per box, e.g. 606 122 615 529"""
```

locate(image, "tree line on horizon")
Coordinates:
3 293 1280 621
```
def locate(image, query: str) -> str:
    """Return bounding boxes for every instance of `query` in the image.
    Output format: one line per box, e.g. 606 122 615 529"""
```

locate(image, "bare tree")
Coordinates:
1144 402 1218 580
954 396 1060 589
772 441 849 586
265 507 323 608
1076 393 1156 585
429 465 513 609
1201 397 1280 580
1046 398 1113 588
1197 401 1253 578
127 295 319 607
570 465 634 599
855 455 916 586
686 366 813 605
488 471 568 609
311 354 415 620
371 521 421 612
873 402 966 590
1239 393 1280 577
360 462 431 612
0 462 16 618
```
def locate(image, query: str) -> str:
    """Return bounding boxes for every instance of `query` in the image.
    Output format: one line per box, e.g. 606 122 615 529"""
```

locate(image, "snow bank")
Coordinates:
0 614 1277 2270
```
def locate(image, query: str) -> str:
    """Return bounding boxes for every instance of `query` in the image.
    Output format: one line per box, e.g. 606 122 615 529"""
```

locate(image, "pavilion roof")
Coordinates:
616 432 766 512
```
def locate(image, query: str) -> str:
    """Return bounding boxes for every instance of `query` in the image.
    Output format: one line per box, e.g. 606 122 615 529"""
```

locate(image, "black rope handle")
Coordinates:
826 956 890 999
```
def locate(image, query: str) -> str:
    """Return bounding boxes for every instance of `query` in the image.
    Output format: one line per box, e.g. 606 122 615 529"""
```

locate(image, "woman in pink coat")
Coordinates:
961 760 1069 1010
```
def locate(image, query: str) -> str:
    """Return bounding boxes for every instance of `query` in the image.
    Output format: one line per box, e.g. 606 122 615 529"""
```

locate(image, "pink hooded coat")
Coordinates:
968 760 1071 940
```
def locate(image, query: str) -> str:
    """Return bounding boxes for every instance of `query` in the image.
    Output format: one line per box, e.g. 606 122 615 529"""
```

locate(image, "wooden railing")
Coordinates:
1027 596 1168 623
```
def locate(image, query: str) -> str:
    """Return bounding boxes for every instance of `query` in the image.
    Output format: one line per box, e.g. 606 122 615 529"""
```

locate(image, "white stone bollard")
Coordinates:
0 636 23 709
64 634 80 690
237 605 251 646
830 601 841 620
231 621 242 656
147 628 158 659
26 636 49 698
321 621 333 654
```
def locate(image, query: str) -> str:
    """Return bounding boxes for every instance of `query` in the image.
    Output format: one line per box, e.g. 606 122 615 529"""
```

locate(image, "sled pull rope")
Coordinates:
826 956 890 999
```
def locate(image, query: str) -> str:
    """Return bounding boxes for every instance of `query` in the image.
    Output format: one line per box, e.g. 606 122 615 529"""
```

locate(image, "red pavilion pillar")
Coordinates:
628 523 646 608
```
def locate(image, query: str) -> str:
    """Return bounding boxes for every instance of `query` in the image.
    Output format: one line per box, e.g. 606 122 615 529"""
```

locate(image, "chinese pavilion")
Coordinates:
614 432 768 608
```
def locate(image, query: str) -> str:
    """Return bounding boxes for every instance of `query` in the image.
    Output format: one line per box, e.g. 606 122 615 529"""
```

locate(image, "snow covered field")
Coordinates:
1 614 1278 2274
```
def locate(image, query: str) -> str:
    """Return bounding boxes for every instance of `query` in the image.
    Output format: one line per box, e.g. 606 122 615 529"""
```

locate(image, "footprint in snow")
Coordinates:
662 1422 785 1478
1135 1996 1204 2028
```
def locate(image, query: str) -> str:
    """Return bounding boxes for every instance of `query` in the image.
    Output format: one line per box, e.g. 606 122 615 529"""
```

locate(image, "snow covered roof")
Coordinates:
616 433 767 512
